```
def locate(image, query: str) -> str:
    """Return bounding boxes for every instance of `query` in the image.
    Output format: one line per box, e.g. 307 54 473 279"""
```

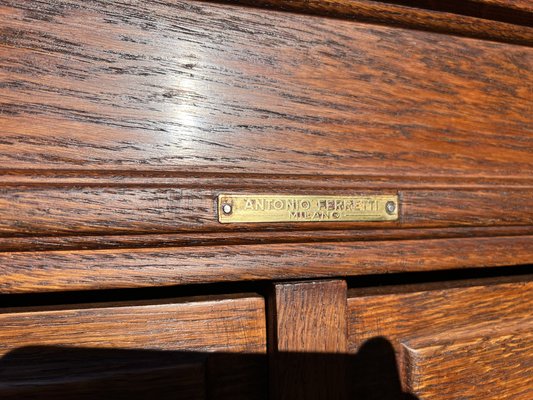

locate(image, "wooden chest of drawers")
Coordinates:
0 0 532 398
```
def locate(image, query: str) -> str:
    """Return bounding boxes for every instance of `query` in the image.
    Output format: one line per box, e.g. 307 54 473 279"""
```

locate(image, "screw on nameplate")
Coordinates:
222 203 233 215
217 194 399 223
385 201 396 215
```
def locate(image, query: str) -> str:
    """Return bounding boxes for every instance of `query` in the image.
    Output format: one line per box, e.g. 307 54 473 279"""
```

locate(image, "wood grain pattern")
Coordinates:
0 186 531 237
2 171 531 188
348 277 533 397
1 236 531 293
0 294 266 354
269 280 348 399
401 189 533 227
401 324 533 399
469 0 533 13
270 280 348 353
0 294 267 399
348 277 533 352
218 0 533 44
1 0 531 178
1 1 531 396
2 225 532 253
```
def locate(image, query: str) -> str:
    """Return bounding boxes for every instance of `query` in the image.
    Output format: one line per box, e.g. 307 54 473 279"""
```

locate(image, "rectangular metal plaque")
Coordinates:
218 194 398 223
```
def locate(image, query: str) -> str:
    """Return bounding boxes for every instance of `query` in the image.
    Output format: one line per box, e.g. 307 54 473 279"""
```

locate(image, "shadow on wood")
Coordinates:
0 338 418 399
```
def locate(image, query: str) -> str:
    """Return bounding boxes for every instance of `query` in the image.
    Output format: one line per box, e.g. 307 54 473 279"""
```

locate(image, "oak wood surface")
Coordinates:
0 186 531 237
348 277 533 352
1 236 531 293
347 276 533 398
1 0 531 397
0 294 267 399
2 226 532 253
401 324 533 399
2 171 531 188
269 280 348 399
217 0 533 44
0 294 266 353
1 0 531 178
0 169 530 252
0 0 532 257
469 0 533 13
270 280 348 353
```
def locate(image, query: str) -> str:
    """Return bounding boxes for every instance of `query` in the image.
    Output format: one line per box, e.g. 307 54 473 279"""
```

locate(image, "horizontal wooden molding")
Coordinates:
1 226 532 253
208 0 533 45
1 171 533 188
0 235 531 293
468 0 533 13
0 186 531 237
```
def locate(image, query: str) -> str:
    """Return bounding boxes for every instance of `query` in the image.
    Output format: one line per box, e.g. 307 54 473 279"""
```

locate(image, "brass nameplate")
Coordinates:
218 194 398 223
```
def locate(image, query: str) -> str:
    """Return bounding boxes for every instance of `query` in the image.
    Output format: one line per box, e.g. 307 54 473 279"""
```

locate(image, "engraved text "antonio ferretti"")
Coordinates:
242 197 380 220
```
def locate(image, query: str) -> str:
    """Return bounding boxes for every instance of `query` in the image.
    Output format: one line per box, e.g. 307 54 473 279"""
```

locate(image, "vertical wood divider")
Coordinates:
268 280 348 399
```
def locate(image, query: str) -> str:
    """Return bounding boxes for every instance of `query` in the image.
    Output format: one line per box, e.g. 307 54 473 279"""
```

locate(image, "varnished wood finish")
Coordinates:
269 280 348 399
270 280 348 353
1 0 532 396
0 294 266 353
1 236 531 293
402 324 533 399
348 277 533 398
1 0 531 262
1 1 531 177
2 226 532 253
469 0 533 13
0 0 531 274
348 277 533 352
0 294 267 399
2 171 531 188
0 186 531 237
218 0 533 44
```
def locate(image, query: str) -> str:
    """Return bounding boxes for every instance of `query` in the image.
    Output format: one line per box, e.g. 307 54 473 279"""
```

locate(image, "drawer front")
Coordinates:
0 294 267 399
0 0 532 293
348 278 533 399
